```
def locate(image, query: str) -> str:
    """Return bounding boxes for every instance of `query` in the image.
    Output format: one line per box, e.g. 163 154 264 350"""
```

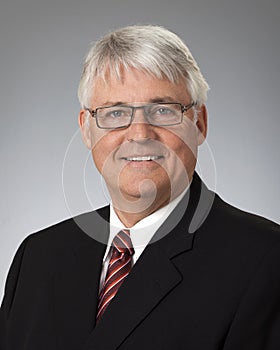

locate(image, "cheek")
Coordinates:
160 128 198 179
91 147 103 173
162 122 198 159
91 131 121 174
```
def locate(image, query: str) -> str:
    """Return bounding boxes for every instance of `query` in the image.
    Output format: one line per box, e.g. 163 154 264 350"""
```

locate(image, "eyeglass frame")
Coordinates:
84 101 197 130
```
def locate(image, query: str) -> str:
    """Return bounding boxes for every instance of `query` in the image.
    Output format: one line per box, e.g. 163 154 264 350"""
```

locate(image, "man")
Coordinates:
1 25 280 350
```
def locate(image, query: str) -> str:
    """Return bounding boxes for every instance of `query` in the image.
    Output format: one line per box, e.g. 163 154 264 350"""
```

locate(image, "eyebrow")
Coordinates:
99 96 178 107
149 96 177 103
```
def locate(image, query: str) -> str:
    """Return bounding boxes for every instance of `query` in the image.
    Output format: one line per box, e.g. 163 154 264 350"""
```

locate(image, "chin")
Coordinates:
122 182 158 200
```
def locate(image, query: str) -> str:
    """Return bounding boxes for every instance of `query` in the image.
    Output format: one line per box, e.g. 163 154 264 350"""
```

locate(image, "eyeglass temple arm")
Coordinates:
84 107 98 118
182 101 197 113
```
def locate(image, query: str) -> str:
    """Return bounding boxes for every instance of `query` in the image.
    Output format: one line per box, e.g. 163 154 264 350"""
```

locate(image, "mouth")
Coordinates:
121 155 164 162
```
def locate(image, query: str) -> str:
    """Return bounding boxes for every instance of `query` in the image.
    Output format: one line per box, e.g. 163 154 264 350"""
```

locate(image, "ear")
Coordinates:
78 109 92 149
195 104 208 145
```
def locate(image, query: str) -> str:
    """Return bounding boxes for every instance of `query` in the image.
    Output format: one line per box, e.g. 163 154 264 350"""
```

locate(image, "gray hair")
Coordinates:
78 25 209 107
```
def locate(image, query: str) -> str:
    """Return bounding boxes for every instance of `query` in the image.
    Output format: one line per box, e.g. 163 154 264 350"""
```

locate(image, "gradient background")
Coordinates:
0 0 279 299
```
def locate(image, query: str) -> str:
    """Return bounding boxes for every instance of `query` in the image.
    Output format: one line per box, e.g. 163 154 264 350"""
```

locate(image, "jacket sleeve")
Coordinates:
0 237 30 350
223 242 280 350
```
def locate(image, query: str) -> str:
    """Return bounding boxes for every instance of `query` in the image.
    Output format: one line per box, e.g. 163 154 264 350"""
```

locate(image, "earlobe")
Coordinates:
78 110 92 149
196 104 208 145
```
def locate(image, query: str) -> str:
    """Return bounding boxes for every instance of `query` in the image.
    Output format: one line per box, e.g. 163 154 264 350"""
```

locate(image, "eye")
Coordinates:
107 109 126 118
150 106 175 116
156 107 173 115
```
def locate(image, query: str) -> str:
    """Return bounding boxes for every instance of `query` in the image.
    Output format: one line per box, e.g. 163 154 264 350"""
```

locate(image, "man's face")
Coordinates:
79 69 207 214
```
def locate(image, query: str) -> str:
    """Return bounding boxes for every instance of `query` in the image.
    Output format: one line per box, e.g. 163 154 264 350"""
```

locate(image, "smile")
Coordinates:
121 155 164 161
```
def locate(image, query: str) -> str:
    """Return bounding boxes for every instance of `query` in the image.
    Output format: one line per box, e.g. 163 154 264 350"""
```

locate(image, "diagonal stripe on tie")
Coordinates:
96 230 134 322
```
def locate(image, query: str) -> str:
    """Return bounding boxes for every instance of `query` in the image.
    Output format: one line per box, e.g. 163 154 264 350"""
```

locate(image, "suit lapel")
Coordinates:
53 174 212 350
83 243 184 350
83 175 206 350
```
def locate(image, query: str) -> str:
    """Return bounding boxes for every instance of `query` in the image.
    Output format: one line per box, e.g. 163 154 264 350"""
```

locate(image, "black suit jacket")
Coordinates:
1 174 280 350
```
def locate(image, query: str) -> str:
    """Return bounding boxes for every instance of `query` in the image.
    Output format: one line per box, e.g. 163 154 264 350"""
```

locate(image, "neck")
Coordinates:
111 185 192 228
109 173 194 227
112 197 170 228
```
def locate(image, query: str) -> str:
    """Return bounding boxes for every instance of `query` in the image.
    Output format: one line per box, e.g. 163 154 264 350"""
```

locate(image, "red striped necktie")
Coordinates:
96 229 134 322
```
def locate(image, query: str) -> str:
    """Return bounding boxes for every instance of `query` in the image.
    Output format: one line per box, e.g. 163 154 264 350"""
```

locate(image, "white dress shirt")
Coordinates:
99 185 190 291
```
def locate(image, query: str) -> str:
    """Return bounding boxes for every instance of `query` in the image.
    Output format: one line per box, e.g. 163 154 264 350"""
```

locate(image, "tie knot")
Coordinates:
112 229 134 256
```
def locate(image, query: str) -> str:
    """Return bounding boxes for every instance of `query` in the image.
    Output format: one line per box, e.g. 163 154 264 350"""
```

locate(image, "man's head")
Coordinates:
78 25 209 226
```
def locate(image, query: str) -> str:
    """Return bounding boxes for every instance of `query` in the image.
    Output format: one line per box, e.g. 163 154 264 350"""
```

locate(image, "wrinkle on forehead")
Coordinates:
89 67 190 108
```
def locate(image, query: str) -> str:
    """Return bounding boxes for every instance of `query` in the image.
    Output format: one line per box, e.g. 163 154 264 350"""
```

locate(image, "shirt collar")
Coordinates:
109 182 191 250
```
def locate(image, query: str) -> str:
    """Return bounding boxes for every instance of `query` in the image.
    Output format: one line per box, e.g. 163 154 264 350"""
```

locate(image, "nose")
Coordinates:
126 108 156 142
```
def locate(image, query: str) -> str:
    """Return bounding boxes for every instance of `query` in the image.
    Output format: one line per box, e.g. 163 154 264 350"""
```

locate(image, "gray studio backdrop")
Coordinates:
0 0 279 299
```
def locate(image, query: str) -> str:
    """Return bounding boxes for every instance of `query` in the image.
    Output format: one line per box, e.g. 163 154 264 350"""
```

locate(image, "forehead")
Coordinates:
90 68 190 107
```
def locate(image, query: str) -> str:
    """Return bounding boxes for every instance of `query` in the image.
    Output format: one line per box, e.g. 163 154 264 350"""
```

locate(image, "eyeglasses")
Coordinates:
84 102 196 129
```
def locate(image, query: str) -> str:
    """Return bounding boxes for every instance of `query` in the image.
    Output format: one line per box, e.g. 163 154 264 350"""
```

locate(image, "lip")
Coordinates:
120 155 164 162
119 154 165 169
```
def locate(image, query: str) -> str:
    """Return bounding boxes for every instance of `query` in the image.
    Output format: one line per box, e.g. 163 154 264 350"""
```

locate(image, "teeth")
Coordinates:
125 155 162 161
